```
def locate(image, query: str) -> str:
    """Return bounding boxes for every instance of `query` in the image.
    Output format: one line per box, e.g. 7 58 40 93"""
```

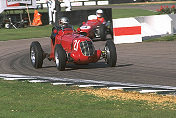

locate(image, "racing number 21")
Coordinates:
74 40 80 51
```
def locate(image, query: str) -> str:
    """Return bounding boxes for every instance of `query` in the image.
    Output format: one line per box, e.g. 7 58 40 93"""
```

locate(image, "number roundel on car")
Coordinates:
80 26 91 29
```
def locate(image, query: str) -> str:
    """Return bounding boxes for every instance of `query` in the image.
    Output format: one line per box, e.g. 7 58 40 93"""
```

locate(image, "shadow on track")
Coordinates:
42 62 133 71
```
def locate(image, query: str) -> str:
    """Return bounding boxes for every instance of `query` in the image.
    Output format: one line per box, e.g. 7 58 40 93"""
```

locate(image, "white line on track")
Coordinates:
28 80 49 83
0 74 31 78
1 74 176 90
52 83 73 85
3 77 36 80
108 87 139 90
77 84 105 87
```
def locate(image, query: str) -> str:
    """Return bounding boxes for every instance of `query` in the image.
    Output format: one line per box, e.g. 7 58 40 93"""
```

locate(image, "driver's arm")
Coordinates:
50 26 60 40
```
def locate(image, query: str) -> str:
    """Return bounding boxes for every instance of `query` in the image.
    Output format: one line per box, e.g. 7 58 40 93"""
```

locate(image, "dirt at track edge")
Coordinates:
71 88 176 110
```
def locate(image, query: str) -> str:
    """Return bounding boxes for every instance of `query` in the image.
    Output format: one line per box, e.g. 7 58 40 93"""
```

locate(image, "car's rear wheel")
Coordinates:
104 40 117 67
54 44 67 71
30 41 43 68
100 24 107 41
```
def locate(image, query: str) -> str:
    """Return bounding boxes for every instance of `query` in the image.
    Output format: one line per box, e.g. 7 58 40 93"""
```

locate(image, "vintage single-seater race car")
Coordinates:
77 15 113 41
30 27 117 71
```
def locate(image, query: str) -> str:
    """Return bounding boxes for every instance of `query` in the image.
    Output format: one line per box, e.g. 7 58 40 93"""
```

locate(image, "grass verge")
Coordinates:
144 34 176 42
112 8 156 19
0 25 52 41
111 1 176 6
0 79 176 118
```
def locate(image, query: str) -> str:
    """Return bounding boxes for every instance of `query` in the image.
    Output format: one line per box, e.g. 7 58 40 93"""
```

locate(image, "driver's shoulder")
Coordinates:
52 26 61 31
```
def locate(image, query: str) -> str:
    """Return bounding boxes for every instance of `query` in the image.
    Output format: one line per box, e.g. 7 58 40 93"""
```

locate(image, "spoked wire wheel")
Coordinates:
54 44 67 71
30 41 43 68
104 40 117 67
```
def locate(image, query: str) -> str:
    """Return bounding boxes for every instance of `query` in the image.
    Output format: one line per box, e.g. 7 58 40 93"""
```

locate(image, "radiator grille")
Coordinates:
80 40 95 56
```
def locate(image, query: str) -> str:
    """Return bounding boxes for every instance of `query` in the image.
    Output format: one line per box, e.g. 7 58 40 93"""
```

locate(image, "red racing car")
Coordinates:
30 27 117 71
77 15 113 41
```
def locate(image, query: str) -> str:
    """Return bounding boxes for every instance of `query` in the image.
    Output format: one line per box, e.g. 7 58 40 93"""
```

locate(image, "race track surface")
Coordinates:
0 38 176 86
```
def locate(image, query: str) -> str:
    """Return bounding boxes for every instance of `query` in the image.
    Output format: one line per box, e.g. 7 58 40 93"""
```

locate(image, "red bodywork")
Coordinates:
78 19 102 39
50 28 102 64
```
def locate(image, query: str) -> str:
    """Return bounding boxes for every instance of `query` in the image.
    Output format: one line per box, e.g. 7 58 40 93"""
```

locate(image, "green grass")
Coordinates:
112 8 156 19
0 8 65 14
0 25 52 41
144 34 176 42
0 79 176 118
110 1 176 6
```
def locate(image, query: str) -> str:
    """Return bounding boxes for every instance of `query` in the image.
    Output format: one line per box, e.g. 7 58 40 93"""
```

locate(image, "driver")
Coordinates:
58 17 72 29
50 17 72 44
96 9 106 24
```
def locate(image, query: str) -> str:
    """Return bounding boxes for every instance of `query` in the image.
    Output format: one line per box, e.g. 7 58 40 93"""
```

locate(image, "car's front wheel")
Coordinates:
30 41 43 68
54 44 67 71
104 40 117 67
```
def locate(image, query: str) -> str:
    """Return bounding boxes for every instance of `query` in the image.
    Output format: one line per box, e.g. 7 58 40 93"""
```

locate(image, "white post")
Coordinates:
47 0 56 24
64 0 71 11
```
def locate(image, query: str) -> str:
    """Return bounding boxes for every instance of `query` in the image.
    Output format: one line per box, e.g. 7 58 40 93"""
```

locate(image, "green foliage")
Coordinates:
156 5 176 14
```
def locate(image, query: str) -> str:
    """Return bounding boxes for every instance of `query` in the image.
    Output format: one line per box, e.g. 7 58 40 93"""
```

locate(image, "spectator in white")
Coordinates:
47 0 56 24
63 0 72 11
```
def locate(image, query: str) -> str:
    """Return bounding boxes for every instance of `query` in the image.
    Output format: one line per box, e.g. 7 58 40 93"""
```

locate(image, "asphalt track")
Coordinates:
0 38 176 87
1 3 176 87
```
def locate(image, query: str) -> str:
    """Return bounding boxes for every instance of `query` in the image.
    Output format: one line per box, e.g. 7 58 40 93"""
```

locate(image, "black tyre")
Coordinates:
30 41 43 68
54 44 67 71
109 23 113 38
104 40 117 67
99 24 107 41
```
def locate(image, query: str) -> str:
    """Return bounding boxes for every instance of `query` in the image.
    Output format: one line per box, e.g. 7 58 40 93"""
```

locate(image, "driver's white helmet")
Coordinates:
96 9 103 18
